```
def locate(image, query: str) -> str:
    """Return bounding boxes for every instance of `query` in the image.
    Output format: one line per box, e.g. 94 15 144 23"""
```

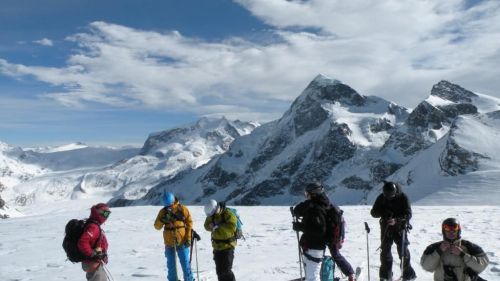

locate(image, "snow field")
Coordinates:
1 204 499 280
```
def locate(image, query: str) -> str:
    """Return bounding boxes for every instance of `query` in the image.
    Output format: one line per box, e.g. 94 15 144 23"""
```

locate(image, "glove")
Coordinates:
292 222 304 232
192 230 201 241
184 239 191 247
160 217 170 224
92 250 107 261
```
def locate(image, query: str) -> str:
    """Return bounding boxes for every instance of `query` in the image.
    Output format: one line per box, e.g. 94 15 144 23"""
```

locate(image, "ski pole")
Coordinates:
102 263 115 281
190 230 201 281
173 228 179 281
190 230 201 264
364 222 371 281
290 206 303 281
400 225 407 279
190 232 194 265
195 235 200 281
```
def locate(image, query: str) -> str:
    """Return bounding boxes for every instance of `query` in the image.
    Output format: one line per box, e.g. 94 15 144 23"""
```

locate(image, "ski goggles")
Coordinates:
100 210 111 218
442 224 460 232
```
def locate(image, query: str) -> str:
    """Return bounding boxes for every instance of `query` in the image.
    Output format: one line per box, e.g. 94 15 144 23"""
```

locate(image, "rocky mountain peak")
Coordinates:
286 74 367 137
431 80 477 103
296 74 366 108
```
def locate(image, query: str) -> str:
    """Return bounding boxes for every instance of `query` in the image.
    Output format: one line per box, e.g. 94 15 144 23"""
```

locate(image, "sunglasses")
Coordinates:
442 224 460 232
100 210 111 218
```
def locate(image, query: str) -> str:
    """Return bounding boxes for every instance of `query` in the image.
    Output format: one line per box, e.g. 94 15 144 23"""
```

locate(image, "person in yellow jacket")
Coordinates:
154 192 194 281
204 199 237 281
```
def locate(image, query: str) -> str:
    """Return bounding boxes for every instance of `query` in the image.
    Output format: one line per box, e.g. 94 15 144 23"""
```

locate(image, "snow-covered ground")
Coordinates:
1 202 499 281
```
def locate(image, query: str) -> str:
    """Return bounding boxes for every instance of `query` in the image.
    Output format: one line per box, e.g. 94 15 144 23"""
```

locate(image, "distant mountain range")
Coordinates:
121 75 500 206
0 118 257 215
1 75 499 216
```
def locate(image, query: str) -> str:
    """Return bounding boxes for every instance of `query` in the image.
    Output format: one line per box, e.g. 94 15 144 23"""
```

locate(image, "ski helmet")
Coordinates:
163 192 175 207
442 217 461 241
305 182 324 195
382 181 397 199
204 199 218 216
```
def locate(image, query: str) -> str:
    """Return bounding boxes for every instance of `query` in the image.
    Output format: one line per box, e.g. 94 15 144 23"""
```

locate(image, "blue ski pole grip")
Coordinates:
364 222 370 234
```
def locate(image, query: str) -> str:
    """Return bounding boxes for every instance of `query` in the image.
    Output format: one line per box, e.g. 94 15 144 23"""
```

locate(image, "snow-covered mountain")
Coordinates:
0 142 140 216
0 117 257 214
95 117 258 206
131 75 500 206
2 75 499 212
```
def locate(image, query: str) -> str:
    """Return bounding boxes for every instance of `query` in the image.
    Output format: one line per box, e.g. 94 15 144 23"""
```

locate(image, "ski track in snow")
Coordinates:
1 204 499 281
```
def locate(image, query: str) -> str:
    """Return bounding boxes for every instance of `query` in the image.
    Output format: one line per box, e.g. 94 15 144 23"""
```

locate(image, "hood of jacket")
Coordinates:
89 203 110 225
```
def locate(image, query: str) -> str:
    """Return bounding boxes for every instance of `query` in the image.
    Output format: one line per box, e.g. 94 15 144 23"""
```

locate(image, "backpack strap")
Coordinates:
303 251 324 263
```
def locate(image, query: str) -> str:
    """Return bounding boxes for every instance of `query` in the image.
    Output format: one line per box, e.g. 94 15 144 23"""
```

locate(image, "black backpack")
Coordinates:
324 205 345 245
62 219 100 263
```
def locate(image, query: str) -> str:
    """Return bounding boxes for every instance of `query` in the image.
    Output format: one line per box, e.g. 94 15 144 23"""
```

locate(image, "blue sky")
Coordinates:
1 0 499 147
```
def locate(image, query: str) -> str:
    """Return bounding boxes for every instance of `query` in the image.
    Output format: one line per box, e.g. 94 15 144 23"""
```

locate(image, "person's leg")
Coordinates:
379 229 394 281
213 249 236 281
176 245 194 281
329 245 354 276
85 264 107 281
394 232 416 280
303 249 323 281
165 247 178 281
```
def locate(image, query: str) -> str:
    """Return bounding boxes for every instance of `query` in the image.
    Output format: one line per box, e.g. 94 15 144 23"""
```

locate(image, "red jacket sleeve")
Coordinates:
77 223 100 257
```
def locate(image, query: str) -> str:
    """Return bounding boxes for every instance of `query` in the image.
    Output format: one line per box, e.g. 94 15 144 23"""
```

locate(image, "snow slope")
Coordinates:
1 202 499 281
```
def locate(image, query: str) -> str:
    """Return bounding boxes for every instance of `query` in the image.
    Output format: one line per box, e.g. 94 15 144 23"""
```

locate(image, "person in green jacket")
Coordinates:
204 199 237 281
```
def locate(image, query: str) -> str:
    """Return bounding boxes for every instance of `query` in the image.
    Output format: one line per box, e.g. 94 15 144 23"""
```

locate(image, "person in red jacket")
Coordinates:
77 203 110 281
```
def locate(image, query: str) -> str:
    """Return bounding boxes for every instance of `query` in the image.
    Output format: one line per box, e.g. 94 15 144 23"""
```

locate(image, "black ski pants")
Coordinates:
213 248 236 281
379 227 416 280
328 244 354 276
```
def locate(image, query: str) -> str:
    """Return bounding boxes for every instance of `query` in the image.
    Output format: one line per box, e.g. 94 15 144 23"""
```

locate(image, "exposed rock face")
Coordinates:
370 118 393 133
439 122 490 176
201 164 238 188
439 140 487 175
383 131 427 157
431 80 477 103
370 161 403 183
406 101 447 129
383 80 480 159
341 176 372 190
140 128 190 155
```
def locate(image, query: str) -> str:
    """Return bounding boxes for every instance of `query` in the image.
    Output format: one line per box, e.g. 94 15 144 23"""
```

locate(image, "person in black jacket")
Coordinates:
292 182 330 281
370 181 416 281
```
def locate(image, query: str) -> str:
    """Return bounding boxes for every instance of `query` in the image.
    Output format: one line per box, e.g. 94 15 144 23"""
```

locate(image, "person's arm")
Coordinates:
401 193 412 220
77 224 99 258
292 201 307 217
370 195 385 218
183 206 193 244
154 209 165 230
212 211 237 239
420 243 442 272
462 241 489 274
204 215 213 231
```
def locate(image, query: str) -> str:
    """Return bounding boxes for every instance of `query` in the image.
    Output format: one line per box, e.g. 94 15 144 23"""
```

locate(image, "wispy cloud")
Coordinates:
1 0 500 123
33 38 54 47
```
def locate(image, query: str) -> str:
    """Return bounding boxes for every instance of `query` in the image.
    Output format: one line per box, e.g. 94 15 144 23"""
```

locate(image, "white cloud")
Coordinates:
0 0 500 123
33 38 54 47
